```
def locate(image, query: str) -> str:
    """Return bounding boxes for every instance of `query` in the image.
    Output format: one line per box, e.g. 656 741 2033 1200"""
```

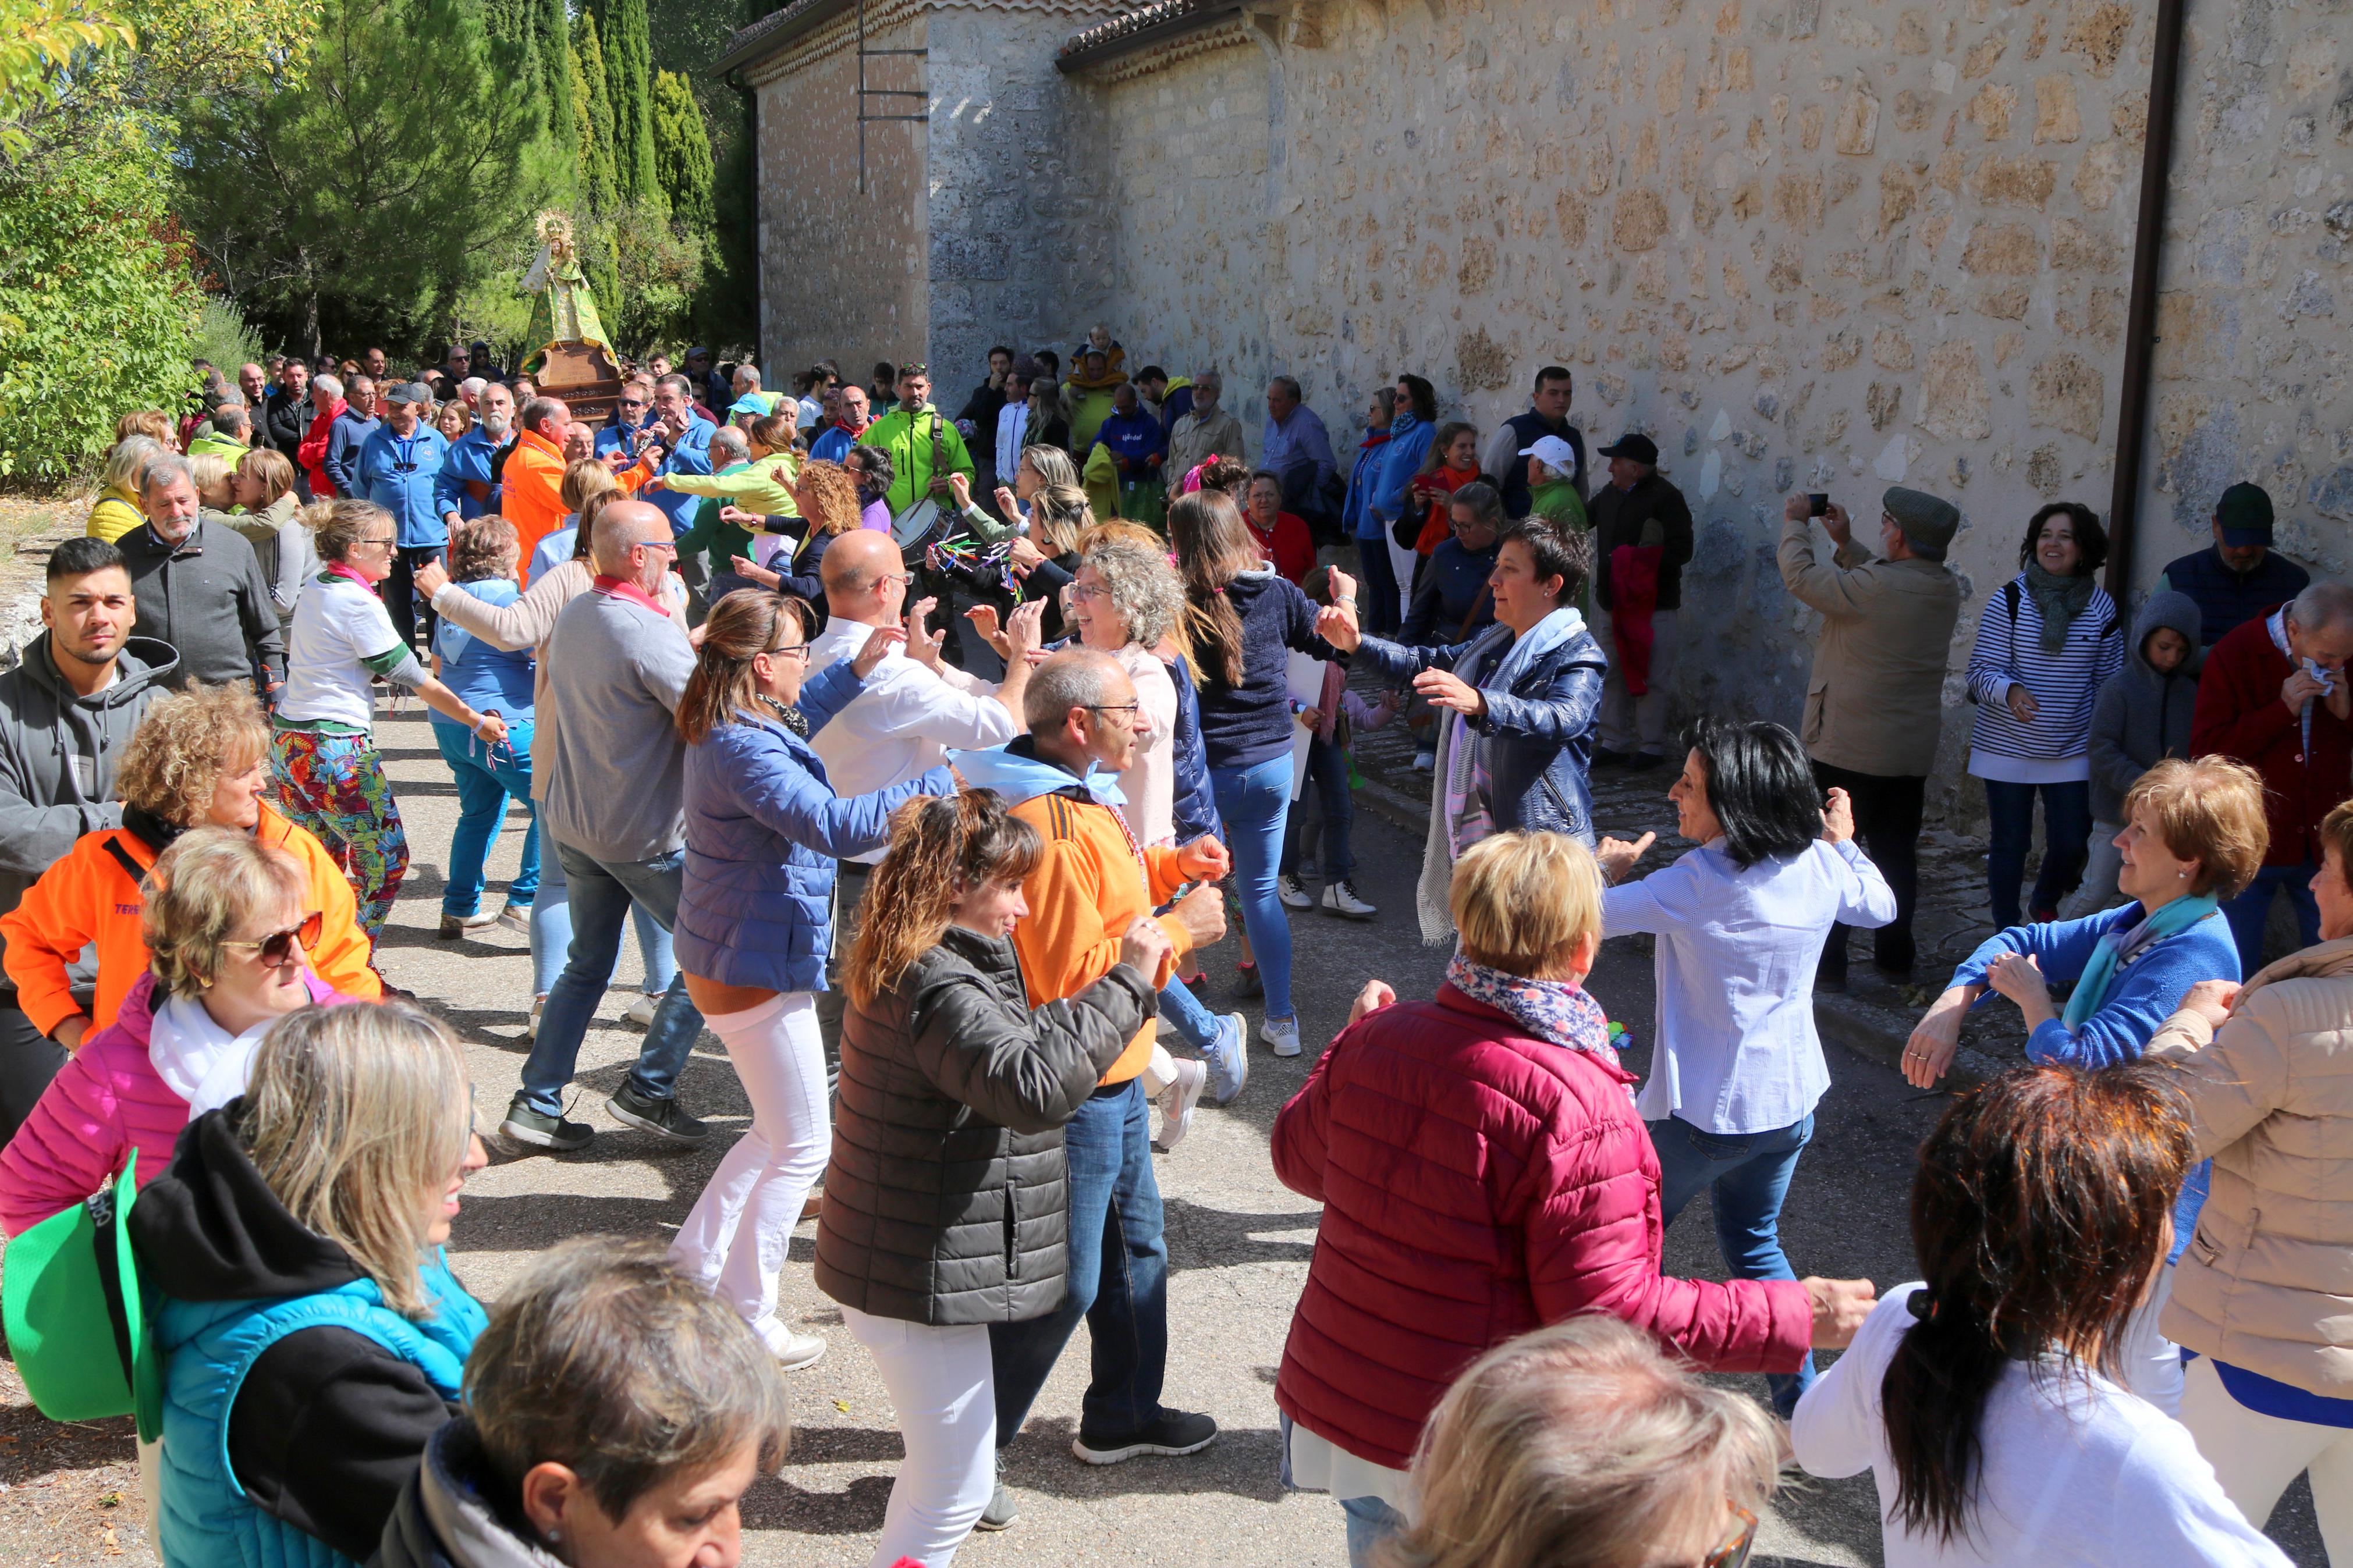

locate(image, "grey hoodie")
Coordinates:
0 633 179 983
2086 590 2202 824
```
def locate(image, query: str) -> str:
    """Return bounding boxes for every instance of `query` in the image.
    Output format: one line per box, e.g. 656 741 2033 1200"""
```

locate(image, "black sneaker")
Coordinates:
606 1085 709 1145
1233 962 1263 999
499 1095 593 1153
975 1452 1018 1531
1071 1408 1219 1466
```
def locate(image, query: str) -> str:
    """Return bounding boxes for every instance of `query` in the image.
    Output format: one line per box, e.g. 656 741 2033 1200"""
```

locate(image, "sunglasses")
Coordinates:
221 911 324 967
1703 1506 1758 1568
619 398 647 409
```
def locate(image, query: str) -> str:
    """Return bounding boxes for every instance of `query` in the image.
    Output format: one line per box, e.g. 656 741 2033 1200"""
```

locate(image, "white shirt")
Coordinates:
279 573 404 730
807 616 1018 862
995 401 1030 483
1793 1285 2292 1568
1603 837 1895 1133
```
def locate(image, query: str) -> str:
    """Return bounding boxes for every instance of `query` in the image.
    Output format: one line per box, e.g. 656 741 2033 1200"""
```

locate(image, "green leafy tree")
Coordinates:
0 142 200 477
596 0 658 214
650 69 712 234
608 198 701 350
529 0 574 192
175 0 559 355
571 10 618 217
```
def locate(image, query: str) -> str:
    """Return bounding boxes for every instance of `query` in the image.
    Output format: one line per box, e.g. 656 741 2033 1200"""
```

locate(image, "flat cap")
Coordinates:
1883 486 1960 554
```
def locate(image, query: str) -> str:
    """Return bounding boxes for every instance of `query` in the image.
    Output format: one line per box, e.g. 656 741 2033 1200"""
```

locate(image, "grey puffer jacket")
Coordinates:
815 925 1155 1326
2086 589 2202 824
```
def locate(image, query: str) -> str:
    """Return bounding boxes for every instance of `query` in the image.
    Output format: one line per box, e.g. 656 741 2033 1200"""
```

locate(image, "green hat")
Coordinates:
1883 486 1961 557
2215 482 2275 546
2 1154 161 1440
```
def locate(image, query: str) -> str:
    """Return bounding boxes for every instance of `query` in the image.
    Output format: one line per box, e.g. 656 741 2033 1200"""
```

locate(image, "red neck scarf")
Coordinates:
592 574 668 617
322 562 373 589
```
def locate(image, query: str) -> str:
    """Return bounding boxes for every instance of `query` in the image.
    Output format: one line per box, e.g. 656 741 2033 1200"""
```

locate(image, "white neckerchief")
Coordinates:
2270 609 2316 759
148 992 274 1115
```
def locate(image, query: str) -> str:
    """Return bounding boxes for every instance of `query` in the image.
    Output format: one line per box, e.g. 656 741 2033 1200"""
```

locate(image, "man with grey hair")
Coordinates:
324 373 381 497
2194 576 2353 971
505 500 707 1154
1779 486 1964 986
950 645 1228 1489
1262 375 1336 529
116 451 283 691
1168 369 1244 488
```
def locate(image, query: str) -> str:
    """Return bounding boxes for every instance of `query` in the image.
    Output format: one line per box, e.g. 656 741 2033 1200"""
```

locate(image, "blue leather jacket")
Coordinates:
1355 618 1607 843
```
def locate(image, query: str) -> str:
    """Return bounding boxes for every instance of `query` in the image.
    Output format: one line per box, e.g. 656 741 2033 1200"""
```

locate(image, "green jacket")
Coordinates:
866 404 973 515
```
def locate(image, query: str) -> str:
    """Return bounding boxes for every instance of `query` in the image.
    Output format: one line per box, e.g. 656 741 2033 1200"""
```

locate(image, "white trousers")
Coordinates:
2121 1261 2186 1417
2182 1354 2353 1565
669 991 828 1354
841 1306 997 1568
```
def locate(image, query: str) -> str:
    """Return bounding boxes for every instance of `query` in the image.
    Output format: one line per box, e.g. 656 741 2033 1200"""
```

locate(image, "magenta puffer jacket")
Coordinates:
0 970 346 1236
1270 986 1813 1471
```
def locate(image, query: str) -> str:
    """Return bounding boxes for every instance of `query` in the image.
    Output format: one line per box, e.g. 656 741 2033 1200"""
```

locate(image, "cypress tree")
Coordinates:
535 0 577 178
650 70 713 233
572 12 620 218
598 0 661 213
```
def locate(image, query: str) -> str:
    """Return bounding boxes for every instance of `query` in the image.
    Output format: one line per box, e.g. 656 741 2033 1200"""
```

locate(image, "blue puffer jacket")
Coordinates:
1344 429 1394 541
675 657 954 992
1371 413 1437 525
1166 653 1219 844
1356 616 1608 843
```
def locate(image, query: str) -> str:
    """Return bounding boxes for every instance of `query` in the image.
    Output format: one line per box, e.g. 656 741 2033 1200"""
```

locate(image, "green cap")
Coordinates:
2215 482 2275 545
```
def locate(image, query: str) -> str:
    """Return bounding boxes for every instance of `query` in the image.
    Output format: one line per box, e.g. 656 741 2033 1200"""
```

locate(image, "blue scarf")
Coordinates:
2061 894 2219 1031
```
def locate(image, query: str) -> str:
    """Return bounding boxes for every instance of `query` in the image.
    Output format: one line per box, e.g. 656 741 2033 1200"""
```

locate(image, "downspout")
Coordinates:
725 64 765 364
2103 0 2191 599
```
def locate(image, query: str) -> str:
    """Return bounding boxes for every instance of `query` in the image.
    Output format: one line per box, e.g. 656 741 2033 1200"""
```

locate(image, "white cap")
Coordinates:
1519 434 1580 472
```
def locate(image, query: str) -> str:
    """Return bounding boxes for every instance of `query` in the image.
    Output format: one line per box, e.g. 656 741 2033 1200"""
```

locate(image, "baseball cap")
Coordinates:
1596 432 1659 465
384 381 433 406
1520 434 1580 472
2215 482 2275 547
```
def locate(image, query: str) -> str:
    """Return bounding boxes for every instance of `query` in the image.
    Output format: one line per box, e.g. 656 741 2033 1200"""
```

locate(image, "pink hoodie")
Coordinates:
0 970 347 1236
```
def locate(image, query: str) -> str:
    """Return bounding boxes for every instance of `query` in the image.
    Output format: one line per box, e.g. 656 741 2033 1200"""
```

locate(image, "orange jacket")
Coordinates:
1007 788 1191 1085
0 802 381 1039
502 429 570 562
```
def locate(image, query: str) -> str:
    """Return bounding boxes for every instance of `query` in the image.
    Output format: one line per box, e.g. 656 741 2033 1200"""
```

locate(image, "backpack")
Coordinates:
2 1153 161 1439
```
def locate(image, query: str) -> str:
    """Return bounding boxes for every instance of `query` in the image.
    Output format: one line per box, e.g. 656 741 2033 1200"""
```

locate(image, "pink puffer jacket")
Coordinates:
1271 986 1812 1471
0 970 345 1236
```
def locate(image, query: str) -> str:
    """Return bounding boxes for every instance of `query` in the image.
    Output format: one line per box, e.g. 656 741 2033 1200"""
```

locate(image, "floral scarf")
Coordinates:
1445 955 1630 1097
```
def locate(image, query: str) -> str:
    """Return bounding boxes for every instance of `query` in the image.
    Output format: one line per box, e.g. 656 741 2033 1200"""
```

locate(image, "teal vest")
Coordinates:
155 1253 484 1568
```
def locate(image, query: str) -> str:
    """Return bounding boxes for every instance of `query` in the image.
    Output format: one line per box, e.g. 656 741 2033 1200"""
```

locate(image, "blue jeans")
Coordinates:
527 844 677 1001
517 841 701 1116
1649 1112 1817 1417
1158 972 1220 1053
1355 538 1401 634
1341 1496 1407 1568
1982 777 2093 929
1279 733 1355 883
2222 860 2322 977
431 716 540 917
1213 753 1296 1020
990 1079 1169 1443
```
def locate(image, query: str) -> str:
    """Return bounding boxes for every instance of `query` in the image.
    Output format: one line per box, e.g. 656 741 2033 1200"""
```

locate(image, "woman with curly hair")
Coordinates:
1 681 378 1042
770 458 864 607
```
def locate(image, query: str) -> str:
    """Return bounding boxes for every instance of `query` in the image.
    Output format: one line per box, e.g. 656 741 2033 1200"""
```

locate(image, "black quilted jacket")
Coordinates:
814 925 1154 1326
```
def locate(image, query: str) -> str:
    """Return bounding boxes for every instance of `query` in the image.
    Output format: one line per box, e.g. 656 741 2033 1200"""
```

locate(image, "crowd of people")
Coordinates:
0 329 2345 1568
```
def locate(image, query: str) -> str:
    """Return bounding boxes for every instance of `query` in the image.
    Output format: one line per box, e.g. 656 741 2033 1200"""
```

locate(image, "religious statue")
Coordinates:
519 211 615 374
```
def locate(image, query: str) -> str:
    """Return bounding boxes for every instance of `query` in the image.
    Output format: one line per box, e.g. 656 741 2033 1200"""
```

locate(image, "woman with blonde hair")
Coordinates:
819 790 1167 1565
0 827 363 1235
3 680 377 1043
87 433 165 543
1272 830 1869 1566
1382 1315 1780 1568
771 457 862 605
432 397 473 443
428 515 539 941
131 1000 491 1566
670 589 937 1368
229 446 313 627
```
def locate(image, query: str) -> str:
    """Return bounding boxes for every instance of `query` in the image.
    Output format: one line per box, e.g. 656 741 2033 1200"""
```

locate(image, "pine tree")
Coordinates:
534 0 577 183
650 70 713 233
571 10 619 218
597 0 661 213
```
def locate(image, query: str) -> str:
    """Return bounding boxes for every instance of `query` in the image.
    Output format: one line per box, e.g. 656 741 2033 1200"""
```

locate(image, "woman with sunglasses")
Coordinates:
0 827 360 1233
668 588 950 1370
1793 1062 2293 1567
274 500 510 940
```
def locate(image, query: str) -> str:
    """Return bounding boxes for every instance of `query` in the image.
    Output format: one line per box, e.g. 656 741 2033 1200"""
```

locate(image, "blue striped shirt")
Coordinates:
1966 573 2123 772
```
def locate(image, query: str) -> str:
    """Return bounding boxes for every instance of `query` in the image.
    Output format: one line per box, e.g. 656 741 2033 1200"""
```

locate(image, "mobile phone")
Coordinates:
1808 493 1830 517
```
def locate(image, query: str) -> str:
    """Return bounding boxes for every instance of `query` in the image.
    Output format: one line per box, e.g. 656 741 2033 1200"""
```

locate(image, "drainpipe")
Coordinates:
2103 0 2191 599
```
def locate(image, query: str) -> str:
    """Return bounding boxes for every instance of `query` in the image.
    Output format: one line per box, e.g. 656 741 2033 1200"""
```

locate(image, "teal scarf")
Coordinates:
2061 894 2219 1031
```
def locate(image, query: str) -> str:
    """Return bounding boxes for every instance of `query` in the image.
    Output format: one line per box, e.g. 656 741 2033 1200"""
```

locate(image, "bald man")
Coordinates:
805 528 1044 1058
502 500 709 1154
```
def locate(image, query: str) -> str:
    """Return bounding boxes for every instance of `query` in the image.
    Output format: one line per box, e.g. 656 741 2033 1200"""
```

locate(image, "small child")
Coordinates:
1280 566 1401 919
2064 590 2202 917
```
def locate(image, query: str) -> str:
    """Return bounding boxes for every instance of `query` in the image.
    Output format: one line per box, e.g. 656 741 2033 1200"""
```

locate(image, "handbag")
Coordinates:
2 1154 162 1438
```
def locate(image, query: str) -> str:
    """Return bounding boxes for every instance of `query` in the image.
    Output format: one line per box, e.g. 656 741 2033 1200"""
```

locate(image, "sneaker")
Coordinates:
1412 749 1436 772
438 909 499 938
523 995 545 1041
1072 1408 1219 1466
622 992 660 1028
1202 1012 1249 1105
1262 1015 1302 1057
975 1452 1019 1531
495 901 532 936
769 1327 829 1372
1321 879 1376 920
1233 962 1263 1000
1154 1058 1207 1153
606 1084 709 1146
1277 873 1312 911
498 1095 593 1153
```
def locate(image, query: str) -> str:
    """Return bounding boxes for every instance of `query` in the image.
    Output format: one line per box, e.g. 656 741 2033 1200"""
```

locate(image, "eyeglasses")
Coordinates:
1702 1506 1758 1568
220 911 324 968
361 534 398 547
640 541 677 556
619 398 646 410
1068 582 1111 603
765 642 812 663
1084 702 1142 726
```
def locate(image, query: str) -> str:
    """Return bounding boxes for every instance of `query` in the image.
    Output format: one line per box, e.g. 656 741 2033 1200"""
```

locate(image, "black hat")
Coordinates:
1597 432 1659 465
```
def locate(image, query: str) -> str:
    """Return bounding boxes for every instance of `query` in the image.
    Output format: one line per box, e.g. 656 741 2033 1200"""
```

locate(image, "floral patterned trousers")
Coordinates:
270 727 409 938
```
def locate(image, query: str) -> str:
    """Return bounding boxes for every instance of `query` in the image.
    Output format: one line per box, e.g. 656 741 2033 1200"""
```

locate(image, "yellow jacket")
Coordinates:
87 486 144 543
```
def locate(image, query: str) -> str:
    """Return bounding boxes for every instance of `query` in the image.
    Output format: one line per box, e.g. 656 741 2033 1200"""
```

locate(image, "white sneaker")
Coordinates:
1321 879 1376 920
1262 1015 1302 1057
1277 873 1312 910
495 901 531 936
769 1327 828 1372
623 993 659 1028
524 995 544 1041
1155 1058 1208 1153
1413 749 1436 772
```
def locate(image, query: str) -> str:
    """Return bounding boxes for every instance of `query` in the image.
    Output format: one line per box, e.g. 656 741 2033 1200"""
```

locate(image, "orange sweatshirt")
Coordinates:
1007 788 1192 1085
0 802 382 1039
